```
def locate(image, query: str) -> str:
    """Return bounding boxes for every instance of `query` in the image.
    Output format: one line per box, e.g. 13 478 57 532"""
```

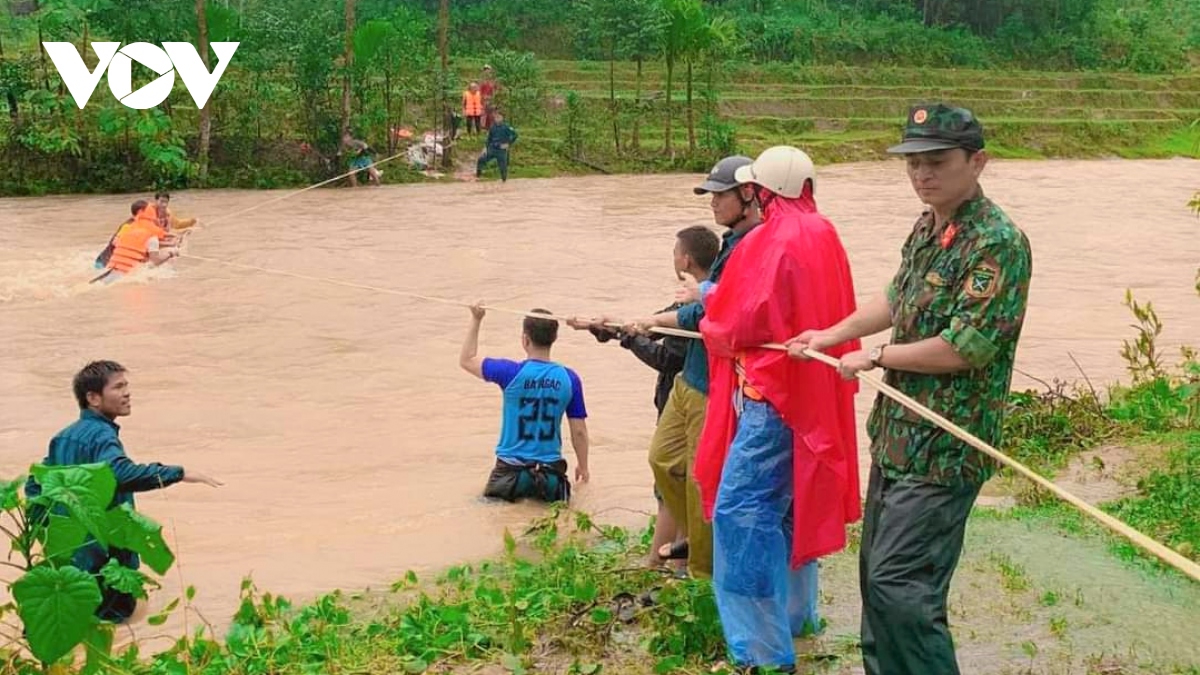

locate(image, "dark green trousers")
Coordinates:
859 463 980 675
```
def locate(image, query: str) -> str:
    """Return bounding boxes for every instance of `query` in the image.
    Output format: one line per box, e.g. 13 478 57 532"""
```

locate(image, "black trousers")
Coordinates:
483 458 570 503
859 463 980 675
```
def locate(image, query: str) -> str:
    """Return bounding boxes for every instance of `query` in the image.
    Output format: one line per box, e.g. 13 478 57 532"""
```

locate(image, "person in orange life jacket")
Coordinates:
694 146 862 672
94 199 149 269
463 82 484 136
92 203 180 285
460 304 590 503
24 360 222 625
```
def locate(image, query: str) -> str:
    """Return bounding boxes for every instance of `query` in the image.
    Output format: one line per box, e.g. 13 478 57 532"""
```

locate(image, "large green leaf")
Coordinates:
99 559 151 599
43 513 89 566
105 505 174 575
11 565 102 665
30 464 117 549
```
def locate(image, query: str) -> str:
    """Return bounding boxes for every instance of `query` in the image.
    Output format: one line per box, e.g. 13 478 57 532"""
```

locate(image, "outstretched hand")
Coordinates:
182 470 223 487
469 301 486 321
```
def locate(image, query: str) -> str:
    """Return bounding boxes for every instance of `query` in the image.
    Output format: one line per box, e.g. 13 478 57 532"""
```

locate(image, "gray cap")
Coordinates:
693 155 753 195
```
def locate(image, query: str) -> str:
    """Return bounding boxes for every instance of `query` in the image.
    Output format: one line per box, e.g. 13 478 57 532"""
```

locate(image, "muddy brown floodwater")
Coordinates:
0 158 1197 651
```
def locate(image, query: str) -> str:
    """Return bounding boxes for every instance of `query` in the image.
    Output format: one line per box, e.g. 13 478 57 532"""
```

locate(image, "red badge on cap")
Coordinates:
914 109 928 124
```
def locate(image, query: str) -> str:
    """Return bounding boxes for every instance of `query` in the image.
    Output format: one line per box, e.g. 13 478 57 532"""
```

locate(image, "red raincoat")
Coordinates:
695 185 863 568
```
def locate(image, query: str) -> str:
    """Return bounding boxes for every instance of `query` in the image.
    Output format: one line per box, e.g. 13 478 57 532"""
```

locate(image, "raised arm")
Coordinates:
459 303 487 379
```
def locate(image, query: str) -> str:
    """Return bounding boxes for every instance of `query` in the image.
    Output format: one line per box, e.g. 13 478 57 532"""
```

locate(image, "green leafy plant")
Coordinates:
1119 288 1168 384
0 462 175 669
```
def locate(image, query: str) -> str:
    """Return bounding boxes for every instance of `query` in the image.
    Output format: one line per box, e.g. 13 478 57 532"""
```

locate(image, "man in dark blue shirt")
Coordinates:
626 155 762 578
25 360 222 624
476 111 519 182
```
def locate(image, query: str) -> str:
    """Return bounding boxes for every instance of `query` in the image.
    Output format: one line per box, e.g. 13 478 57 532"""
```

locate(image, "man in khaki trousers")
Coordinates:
629 156 762 578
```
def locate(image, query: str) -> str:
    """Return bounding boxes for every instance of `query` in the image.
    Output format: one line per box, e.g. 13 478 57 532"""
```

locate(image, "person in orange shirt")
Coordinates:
154 191 198 232
463 82 483 136
91 203 180 284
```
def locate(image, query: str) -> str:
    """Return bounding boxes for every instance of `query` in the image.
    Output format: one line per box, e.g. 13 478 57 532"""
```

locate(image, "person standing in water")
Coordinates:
476 111 518 182
460 305 590 502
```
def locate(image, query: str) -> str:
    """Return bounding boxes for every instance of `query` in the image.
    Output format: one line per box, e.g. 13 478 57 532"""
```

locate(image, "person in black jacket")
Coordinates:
569 308 689 570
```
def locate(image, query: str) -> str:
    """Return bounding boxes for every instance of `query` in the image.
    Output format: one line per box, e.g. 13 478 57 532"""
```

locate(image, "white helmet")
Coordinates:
734 145 815 199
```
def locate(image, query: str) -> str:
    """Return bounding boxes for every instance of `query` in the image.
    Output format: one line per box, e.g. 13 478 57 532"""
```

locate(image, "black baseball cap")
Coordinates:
694 155 753 195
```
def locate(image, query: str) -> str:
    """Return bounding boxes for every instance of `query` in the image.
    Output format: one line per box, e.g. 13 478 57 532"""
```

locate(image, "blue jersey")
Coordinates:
482 358 587 464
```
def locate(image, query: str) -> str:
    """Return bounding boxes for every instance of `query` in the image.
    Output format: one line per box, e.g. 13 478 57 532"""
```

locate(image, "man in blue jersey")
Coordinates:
460 305 590 503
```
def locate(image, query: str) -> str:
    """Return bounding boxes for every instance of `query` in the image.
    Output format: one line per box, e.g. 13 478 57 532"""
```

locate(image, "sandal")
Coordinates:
657 540 689 561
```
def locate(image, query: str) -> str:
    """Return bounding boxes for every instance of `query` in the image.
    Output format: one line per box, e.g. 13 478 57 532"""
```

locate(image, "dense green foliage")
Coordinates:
0 463 177 670
1 0 1199 195
445 0 1200 73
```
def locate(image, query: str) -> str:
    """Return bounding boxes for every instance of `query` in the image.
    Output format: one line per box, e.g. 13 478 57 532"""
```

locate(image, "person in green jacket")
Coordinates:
476 111 519 182
25 360 223 624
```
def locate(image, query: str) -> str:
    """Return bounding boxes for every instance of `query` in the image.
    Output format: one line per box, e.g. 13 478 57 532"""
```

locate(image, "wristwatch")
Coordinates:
868 344 886 370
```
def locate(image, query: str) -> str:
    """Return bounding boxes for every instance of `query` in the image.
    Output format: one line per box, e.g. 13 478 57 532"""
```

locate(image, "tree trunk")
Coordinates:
664 55 673 155
610 48 619 153
37 20 49 91
438 0 451 170
384 67 393 155
196 0 212 186
632 57 641 151
0 33 18 126
341 0 356 185
685 59 694 153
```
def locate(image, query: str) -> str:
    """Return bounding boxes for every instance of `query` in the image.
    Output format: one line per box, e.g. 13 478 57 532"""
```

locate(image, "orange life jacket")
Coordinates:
462 90 483 116
107 205 167 273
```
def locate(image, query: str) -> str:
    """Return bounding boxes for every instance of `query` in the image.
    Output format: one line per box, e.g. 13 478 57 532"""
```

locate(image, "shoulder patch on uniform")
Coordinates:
965 262 1000 299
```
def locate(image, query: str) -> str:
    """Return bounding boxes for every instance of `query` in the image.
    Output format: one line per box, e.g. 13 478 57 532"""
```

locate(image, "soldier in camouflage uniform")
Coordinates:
787 103 1033 675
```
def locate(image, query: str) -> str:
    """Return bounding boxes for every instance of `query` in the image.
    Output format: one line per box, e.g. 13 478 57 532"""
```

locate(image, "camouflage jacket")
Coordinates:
866 191 1033 486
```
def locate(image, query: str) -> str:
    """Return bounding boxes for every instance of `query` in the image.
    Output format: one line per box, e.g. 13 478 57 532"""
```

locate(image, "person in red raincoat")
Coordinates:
694 146 863 672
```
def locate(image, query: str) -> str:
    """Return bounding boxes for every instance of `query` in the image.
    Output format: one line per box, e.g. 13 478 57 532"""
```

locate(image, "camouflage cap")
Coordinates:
887 103 985 154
